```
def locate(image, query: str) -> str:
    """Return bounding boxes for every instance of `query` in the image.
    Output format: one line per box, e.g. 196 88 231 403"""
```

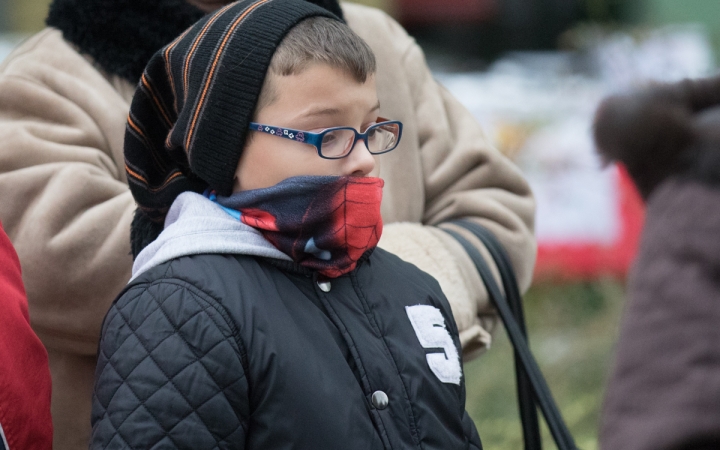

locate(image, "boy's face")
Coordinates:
233 63 380 192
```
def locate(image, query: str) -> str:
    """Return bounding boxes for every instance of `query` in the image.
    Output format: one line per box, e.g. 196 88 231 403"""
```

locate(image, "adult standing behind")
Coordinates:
595 76 720 449
0 222 53 450
0 0 536 448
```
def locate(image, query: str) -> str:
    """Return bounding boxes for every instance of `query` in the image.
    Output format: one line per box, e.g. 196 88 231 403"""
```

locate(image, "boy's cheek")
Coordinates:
370 156 381 177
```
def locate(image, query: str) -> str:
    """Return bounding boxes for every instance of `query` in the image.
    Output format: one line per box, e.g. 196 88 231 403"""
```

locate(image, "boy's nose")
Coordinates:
345 139 376 177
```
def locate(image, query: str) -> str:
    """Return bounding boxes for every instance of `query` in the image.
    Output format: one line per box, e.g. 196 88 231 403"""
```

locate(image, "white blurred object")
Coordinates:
0 34 25 64
436 53 618 244
435 25 716 247
518 118 619 244
439 64 619 244
592 24 716 90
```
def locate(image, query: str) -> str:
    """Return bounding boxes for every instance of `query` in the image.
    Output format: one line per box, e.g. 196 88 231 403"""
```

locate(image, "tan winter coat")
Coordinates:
0 3 535 449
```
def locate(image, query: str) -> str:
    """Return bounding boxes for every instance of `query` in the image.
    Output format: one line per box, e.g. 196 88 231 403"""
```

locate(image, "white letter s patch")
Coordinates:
406 305 462 385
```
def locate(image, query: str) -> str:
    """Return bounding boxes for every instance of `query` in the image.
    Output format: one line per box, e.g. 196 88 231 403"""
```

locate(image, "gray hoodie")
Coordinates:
132 192 291 281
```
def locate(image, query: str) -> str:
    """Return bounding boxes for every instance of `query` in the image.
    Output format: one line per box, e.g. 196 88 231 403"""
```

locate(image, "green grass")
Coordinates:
464 280 626 449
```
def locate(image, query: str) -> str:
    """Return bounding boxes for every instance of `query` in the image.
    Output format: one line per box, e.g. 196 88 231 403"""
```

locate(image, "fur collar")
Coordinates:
46 0 344 83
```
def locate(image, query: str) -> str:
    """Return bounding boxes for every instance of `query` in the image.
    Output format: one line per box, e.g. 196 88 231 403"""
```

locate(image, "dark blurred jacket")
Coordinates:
595 78 720 450
600 179 720 449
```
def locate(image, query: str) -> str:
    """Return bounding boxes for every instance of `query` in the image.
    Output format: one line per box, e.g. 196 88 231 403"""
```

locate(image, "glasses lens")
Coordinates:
367 122 400 154
320 128 356 158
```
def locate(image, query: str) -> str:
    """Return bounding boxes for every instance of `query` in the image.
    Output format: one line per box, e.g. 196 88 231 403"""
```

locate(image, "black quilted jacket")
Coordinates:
90 249 482 449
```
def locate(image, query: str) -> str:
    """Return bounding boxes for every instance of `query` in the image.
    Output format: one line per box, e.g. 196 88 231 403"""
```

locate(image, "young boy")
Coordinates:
91 1 482 448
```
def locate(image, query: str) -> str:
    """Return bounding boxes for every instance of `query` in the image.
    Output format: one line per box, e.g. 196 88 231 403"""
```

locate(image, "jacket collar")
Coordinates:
263 249 375 278
45 0 344 84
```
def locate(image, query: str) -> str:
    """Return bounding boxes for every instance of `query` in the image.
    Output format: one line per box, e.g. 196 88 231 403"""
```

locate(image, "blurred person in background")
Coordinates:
0 0 536 448
594 76 720 450
0 222 53 450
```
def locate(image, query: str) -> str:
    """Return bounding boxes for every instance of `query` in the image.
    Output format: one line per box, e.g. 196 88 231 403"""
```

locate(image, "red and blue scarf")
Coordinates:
211 176 384 278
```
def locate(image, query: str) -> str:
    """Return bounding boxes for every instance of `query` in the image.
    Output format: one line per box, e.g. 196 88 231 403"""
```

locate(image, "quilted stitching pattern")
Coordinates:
91 280 248 449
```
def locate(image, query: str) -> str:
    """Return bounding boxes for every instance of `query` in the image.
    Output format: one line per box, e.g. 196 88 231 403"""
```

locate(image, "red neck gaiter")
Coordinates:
213 176 384 278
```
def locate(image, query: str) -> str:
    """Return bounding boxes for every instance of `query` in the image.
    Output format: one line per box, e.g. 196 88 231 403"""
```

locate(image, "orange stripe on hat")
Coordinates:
165 26 195 115
141 73 172 127
185 0 272 152
125 164 149 186
128 113 169 172
126 164 184 193
182 2 238 100
151 170 184 192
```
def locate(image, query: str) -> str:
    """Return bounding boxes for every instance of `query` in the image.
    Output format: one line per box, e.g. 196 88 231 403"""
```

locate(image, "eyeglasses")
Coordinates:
248 118 403 159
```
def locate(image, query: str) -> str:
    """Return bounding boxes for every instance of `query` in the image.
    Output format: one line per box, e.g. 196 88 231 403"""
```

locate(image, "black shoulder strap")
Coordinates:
457 220 541 450
444 219 577 450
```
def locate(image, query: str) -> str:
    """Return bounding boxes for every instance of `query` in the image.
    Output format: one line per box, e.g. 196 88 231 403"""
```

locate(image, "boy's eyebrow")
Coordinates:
302 101 381 118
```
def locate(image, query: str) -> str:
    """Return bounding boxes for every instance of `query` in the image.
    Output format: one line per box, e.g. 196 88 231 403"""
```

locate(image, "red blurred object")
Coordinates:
0 222 53 450
534 164 646 282
396 0 499 26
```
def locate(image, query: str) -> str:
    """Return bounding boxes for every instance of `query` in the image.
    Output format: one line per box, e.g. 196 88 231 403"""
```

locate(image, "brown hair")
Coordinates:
255 16 376 113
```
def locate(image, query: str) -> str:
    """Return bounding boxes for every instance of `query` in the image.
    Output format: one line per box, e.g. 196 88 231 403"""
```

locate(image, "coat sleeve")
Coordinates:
91 278 249 449
343 4 536 360
0 30 135 356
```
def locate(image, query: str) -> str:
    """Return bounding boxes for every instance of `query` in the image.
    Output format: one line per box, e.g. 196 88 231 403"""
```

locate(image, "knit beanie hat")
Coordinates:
125 0 339 255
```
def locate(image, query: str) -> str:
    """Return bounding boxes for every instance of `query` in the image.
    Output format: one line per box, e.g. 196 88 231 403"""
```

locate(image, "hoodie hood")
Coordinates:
132 191 291 280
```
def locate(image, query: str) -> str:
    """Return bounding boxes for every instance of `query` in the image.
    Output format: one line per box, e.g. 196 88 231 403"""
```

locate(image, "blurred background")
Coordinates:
2 0 719 448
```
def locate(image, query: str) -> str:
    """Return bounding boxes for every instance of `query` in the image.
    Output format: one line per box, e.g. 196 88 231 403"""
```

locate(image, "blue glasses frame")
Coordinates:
248 118 403 160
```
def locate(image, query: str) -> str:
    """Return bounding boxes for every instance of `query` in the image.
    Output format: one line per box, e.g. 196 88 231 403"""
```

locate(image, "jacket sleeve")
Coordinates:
91 278 249 449
0 30 135 356
343 4 536 360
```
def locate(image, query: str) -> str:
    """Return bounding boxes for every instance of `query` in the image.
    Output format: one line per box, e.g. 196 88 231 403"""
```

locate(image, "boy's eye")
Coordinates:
322 133 339 145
